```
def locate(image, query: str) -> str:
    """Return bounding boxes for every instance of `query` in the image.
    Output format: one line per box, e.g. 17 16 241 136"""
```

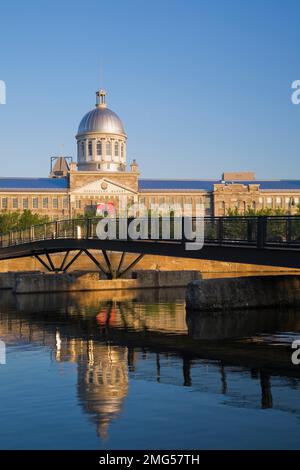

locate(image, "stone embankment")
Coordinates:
186 275 300 311
0 270 200 294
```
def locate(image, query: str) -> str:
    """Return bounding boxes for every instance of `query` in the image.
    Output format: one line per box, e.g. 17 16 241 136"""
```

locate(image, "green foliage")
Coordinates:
226 206 287 217
0 210 49 235
84 208 96 219
224 206 299 242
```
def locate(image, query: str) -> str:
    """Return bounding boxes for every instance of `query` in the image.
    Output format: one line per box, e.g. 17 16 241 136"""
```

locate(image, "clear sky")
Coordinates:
0 0 299 179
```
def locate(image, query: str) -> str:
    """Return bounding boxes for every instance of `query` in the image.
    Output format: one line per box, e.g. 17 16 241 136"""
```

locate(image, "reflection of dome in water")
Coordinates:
76 343 129 441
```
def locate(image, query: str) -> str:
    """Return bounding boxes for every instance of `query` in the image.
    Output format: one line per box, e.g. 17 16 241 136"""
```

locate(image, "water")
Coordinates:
0 287 300 449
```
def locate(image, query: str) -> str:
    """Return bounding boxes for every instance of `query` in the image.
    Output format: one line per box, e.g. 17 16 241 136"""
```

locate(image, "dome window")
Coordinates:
97 141 102 157
88 141 93 160
114 141 119 157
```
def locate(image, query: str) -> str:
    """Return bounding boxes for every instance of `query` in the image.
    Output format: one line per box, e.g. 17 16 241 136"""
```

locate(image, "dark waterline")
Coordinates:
0 287 300 449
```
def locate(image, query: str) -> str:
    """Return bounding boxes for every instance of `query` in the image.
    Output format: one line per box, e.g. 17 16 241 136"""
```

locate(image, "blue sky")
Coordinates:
0 0 299 179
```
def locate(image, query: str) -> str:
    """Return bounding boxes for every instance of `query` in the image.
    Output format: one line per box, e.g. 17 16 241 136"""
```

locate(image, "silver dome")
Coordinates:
77 107 126 136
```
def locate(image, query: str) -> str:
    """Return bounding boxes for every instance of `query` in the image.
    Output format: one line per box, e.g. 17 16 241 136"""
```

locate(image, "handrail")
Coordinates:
0 215 300 250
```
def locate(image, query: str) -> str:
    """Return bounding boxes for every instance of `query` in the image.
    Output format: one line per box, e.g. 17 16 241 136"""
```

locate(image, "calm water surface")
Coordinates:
0 286 300 449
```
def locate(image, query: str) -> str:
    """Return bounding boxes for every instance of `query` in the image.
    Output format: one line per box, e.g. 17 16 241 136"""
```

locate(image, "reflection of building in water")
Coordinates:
96 301 187 334
2 302 300 438
0 314 129 441
55 335 129 440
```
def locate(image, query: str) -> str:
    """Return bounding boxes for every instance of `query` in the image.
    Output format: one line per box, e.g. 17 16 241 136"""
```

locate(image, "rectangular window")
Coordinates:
63 197 68 209
43 197 48 209
76 200 81 209
12 198 18 209
295 197 299 205
204 198 211 209
52 198 58 209
259 197 263 204
114 141 119 156
267 197 272 207
97 141 102 157
32 197 38 209
88 140 93 160
2 198 8 209
23 198 29 209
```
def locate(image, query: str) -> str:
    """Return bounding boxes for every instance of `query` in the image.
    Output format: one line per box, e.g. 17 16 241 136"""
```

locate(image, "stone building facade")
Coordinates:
0 89 300 220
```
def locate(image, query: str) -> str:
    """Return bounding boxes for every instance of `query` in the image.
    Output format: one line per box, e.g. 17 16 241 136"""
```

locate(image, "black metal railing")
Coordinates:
1 216 300 249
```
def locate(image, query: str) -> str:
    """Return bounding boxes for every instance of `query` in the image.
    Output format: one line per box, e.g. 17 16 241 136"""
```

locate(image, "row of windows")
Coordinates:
263 196 300 206
80 140 125 160
220 197 300 211
139 196 211 208
1 197 69 210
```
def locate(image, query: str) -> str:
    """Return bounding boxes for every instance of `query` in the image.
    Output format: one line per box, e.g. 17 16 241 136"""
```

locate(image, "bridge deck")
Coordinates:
0 216 299 271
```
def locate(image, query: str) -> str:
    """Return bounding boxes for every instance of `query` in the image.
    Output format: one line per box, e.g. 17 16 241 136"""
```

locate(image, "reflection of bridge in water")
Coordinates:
0 290 300 439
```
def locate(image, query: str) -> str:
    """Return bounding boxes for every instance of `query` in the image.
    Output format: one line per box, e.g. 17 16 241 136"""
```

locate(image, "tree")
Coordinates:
0 210 49 235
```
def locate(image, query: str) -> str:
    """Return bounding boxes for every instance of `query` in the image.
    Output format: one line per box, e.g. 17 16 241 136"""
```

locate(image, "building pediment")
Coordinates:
72 177 137 195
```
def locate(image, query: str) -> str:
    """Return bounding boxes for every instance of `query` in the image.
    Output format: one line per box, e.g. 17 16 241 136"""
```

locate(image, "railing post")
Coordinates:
287 217 292 245
217 217 223 245
86 218 91 239
55 221 59 239
257 216 267 248
247 219 251 242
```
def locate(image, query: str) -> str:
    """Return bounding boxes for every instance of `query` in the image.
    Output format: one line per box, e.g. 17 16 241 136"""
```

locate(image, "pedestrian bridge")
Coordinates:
0 216 300 277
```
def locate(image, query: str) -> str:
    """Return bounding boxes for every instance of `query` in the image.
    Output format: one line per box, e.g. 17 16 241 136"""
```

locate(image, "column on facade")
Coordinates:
111 139 115 162
92 139 96 161
77 141 81 162
123 141 126 164
84 139 89 163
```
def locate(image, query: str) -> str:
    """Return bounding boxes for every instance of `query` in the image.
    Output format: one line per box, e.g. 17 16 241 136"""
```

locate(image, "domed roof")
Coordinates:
77 90 126 136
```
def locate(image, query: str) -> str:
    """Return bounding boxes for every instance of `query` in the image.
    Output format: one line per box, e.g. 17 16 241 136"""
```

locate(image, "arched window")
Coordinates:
97 141 102 158
81 141 85 160
106 141 111 156
121 143 124 158
114 141 119 156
